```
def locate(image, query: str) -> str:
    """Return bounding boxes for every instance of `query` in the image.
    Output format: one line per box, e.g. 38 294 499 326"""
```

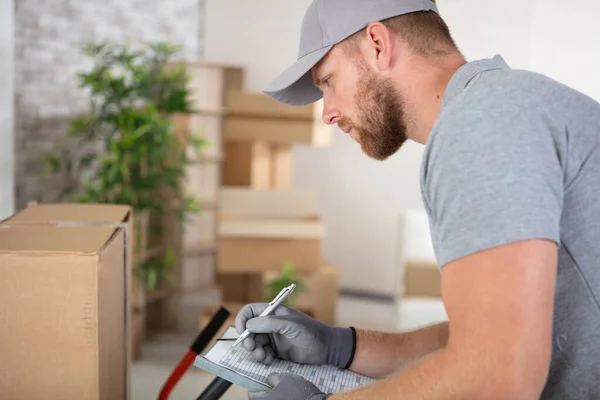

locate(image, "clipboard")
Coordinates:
193 326 377 394
193 326 271 392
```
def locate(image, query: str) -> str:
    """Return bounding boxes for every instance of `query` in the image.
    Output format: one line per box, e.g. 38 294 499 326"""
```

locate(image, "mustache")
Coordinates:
337 118 352 132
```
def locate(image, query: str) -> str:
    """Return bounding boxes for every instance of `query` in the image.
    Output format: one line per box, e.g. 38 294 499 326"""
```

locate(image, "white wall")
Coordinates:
0 0 14 219
205 0 600 295
529 0 600 102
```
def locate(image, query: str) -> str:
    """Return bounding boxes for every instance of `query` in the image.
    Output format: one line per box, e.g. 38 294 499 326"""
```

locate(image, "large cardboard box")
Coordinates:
403 260 441 298
223 91 332 146
0 203 132 400
217 215 324 273
219 187 318 219
217 236 322 273
217 188 323 273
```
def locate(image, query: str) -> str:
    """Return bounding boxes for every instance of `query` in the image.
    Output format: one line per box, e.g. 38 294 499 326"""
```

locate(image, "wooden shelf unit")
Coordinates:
178 61 246 296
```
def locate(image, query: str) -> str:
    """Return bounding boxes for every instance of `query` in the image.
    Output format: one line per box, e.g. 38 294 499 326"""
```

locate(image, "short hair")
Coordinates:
342 10 460 58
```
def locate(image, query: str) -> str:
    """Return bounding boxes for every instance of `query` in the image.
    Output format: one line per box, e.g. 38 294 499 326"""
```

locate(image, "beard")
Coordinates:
338 67 408 161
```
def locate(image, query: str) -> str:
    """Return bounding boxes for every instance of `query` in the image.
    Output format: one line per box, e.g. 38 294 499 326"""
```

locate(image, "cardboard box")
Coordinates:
403 260 441 298
218 187 323 273
270 144 292 188
221 141 270 188
218 237 322 273
219 187 318 220
3 203 138 372
0 203 131 400
224 91 332 146
221 141 291 189
218 272 264 303
263 264 340 325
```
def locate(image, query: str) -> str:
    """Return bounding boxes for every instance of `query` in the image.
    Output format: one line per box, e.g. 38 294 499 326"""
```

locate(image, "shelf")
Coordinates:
183 242 217 257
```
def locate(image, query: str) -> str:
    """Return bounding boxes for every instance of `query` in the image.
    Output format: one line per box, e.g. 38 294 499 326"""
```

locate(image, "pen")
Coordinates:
232 283 296 348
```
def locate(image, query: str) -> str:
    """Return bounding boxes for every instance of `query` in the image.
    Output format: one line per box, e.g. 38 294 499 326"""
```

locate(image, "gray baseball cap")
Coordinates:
262 0 440 106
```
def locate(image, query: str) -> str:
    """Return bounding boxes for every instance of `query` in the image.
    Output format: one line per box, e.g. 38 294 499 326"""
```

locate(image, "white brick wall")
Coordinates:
14 0 203 209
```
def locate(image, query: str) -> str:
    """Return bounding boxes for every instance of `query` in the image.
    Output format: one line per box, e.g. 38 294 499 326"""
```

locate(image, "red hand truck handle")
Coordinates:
157 306 231 400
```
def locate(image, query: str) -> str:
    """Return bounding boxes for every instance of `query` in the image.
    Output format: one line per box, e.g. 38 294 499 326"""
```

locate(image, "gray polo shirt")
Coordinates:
421 55 600 398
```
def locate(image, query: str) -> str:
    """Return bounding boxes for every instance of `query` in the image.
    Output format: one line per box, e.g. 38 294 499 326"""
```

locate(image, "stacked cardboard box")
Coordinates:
0 203 132 400
403 260 442 298
221 91 332 189
212 92 340 326
396 210 442 299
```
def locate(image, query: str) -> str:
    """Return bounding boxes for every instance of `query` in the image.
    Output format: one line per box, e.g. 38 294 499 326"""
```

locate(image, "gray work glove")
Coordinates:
248 373 326 400
235 303 355 369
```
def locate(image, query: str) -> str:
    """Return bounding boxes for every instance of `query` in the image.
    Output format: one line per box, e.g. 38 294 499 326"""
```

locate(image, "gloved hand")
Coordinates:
235 303 355 369
248 373 327 400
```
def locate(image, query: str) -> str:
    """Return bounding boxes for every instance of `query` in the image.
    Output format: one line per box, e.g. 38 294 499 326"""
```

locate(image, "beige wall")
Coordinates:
204 0 600 295
0 0 14 219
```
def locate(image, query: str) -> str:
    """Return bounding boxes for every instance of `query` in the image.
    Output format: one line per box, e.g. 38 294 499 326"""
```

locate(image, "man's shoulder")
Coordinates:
450 65 598 122
429 67 586 151
421 68 571 191
448 68 563 119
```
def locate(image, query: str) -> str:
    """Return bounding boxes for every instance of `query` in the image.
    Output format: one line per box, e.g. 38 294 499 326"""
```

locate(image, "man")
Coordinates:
234 0 600 398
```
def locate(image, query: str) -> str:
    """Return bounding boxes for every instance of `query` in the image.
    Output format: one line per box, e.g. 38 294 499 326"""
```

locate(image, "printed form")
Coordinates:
204 327 377 394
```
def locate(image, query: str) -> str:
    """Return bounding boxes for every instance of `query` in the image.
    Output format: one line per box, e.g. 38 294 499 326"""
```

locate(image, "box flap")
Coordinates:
2 203 131 225
0 226 121 254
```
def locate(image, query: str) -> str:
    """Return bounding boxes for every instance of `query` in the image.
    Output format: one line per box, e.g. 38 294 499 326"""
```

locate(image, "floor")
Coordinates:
131 291 448 400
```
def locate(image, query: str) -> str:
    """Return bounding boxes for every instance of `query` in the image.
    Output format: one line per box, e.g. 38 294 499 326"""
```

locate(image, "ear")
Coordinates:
363 22 395 70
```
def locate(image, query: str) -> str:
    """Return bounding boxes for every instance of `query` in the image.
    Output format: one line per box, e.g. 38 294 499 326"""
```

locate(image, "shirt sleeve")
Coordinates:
422 107 565 268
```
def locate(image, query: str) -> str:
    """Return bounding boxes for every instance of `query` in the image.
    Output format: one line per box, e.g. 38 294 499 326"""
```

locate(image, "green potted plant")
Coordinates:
264 260 307 307
44 41 208 295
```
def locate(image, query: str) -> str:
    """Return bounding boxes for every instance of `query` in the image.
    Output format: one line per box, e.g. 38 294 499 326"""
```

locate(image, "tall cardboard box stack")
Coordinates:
172 62 246 294
202 91 340 330
0 203 132 400
221 91 331 189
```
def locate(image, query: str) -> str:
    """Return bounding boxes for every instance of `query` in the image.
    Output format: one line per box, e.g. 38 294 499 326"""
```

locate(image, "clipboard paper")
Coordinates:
193 327 377 394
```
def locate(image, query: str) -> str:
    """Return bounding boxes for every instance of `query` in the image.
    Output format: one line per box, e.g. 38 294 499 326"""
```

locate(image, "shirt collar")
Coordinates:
441 54 511 110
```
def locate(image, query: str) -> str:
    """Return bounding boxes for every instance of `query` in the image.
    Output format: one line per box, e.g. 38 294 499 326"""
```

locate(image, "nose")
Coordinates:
321 98 340 125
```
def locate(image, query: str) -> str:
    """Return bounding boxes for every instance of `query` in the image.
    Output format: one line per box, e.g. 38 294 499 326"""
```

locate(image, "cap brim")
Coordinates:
262 45 332 106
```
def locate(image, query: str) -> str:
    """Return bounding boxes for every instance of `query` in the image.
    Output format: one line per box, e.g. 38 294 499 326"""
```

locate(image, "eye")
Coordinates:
322 76 332 89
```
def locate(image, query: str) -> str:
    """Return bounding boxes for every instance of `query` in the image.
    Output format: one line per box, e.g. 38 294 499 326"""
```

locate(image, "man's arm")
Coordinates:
333 238 556 399
348 322 449 378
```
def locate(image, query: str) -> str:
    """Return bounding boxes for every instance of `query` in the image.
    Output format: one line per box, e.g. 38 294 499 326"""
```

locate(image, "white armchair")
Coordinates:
394 208 448 331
